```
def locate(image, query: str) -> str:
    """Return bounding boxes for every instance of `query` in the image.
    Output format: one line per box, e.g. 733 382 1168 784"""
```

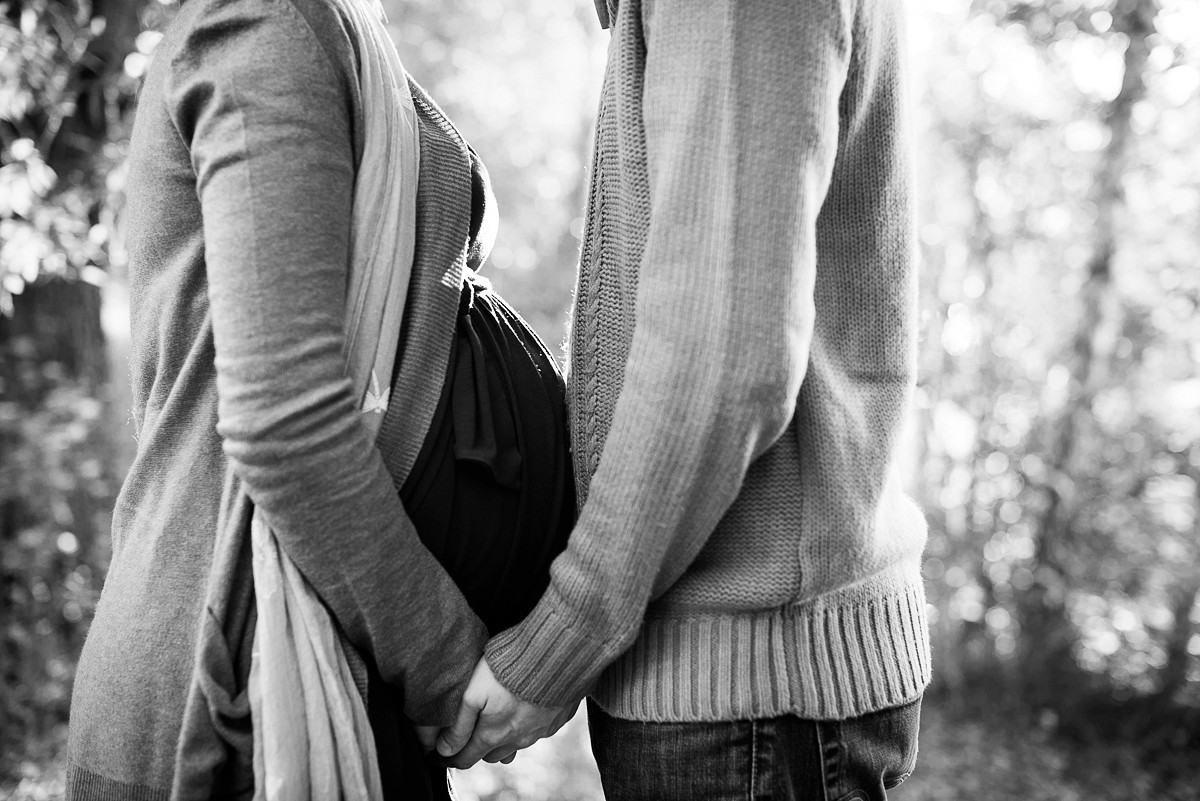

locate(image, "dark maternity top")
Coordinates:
390 150 574 636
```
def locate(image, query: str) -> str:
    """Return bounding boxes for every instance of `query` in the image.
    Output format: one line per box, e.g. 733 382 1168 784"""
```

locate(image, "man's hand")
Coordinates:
417 723 515 766
435 658 577 769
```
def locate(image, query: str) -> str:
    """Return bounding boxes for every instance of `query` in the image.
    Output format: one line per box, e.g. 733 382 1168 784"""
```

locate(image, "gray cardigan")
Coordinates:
66 0 486 796
485 0 932 722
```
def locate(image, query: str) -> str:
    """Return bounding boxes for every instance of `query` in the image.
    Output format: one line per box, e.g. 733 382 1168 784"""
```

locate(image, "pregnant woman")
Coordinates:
66 0 572 797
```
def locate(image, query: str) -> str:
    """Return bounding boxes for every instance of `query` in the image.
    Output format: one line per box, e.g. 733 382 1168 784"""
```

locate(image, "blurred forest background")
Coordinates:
1 0 1198 798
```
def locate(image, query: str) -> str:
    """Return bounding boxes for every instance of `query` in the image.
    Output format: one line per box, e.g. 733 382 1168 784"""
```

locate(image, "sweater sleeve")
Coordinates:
484 0 852 705
165 0 487 725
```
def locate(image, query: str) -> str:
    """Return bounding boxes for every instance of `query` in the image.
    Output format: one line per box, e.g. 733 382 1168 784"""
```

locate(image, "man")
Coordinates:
437 0 931 796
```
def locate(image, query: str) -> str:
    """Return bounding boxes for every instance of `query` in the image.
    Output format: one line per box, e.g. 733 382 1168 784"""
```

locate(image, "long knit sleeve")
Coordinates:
166 0 486 725
485 0 853 706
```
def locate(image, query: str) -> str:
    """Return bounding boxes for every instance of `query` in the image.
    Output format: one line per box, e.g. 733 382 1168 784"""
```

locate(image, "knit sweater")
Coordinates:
484 0 932 722
66 0 488 796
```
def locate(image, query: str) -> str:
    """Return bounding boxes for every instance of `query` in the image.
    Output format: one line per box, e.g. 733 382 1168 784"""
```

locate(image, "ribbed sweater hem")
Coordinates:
66 764 172 801
590 563 931 722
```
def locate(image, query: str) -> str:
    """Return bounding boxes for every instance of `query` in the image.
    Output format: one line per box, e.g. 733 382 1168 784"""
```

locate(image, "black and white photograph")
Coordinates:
1 0 1198 798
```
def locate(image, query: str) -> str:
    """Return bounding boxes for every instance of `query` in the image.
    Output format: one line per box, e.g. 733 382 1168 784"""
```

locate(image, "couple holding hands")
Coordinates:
68 0 931 798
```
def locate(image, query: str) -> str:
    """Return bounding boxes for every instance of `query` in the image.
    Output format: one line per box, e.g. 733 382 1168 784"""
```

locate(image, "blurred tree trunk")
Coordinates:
1 281 107 398
1157 581 1199 704
1156 452 1200 704
1017 0 1154 706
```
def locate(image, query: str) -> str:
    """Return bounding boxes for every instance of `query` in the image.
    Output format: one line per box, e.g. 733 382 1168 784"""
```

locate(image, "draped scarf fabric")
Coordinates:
248 0 418 792
170 0 420 798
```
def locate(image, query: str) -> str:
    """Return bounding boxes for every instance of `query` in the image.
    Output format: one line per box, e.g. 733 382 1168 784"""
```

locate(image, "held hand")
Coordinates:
414 725 439 754
435 658 577 769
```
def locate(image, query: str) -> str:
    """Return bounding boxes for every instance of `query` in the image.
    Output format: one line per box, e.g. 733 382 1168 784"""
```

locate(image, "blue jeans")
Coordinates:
587 698 921 801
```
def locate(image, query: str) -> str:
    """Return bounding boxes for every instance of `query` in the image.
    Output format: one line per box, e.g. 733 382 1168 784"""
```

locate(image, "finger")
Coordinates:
443 719 510 770
483 746 518 764
444 697 543 770
436 693 483 757
414 725 439 754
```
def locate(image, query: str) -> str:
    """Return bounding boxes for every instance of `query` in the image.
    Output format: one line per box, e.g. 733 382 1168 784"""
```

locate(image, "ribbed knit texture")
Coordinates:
66 0 487 796
376 83 472 489
593 568 930 721
66 767 174 801
485 0 932 722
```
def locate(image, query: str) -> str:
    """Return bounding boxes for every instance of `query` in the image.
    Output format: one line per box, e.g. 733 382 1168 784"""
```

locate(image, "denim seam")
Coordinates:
749 720 758 801
816 721 834 801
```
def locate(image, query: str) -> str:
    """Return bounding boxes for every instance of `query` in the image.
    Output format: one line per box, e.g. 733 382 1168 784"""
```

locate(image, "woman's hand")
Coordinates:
414 725 440 754
434 658 576 769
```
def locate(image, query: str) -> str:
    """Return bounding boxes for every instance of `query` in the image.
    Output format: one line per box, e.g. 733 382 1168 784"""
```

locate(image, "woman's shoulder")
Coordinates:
159 0 360 99
143 0 364 154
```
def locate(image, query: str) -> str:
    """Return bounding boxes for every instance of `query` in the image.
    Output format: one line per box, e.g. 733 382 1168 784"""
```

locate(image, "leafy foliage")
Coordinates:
0 0 157 778
911 0 1200 730
1 0 133 312
1 380 114 775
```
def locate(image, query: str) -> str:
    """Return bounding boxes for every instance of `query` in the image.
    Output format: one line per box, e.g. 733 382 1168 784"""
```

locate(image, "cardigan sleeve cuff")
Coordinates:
407 612 490 725
483 589 622 707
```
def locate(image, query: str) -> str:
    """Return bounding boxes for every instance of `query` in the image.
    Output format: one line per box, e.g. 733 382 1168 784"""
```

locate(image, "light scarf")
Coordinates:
247 0 419 798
